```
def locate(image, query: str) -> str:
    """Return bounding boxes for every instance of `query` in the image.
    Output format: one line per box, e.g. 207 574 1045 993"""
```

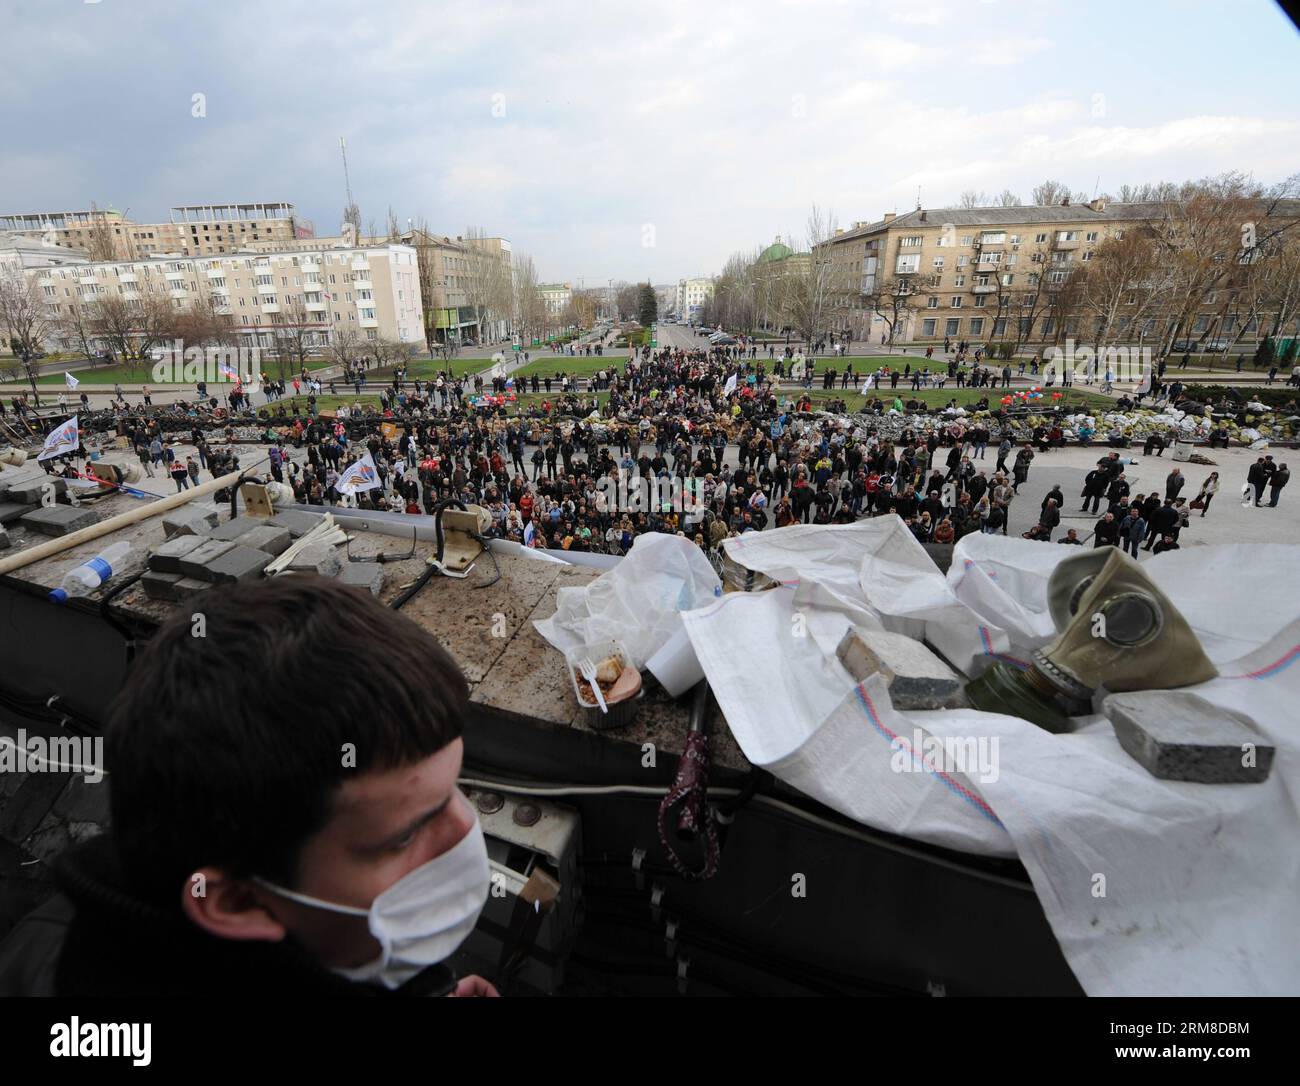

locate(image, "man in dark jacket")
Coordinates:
1143 498 1180 550
1268 462 1289 507
1081 468 1107 513
0 578 496 998
1165 467 1186 501
1106 471 1131 507
1093 511 1120 547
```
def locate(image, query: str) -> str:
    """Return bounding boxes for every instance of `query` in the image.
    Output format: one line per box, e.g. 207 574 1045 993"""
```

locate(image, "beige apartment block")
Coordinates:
0 203 309 262
824 200 1168 345
30 242 422 353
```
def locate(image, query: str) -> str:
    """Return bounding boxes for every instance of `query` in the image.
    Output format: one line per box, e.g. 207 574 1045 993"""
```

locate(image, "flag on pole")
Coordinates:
218 362 239 382
335 451 380 494
723 373 737 397
38 416 79 461
64 372 79 389
523 520 535 546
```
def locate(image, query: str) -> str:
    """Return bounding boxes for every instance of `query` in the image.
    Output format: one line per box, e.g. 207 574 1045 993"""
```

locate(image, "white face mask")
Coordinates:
255 802 491 990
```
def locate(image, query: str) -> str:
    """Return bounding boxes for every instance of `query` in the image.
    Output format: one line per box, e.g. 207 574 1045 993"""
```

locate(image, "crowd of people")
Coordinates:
20 340 1293 560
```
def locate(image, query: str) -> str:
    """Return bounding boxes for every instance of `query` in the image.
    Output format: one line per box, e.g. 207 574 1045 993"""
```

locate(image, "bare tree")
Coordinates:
325 327 361 370
86 202 117 262
959 190 992 209
270 297 326 381
461 226 513 345
1077 231 1168 352
90 293 177 376
862 274 920 352
0 270 54 402
512 254 545 346
784 205 850 347
1031 180 1073 207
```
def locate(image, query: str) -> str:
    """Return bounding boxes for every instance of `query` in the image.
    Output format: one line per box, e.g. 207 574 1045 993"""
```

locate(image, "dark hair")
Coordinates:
104 576 468 906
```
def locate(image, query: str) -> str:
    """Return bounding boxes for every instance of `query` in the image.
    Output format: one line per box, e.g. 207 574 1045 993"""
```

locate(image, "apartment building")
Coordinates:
0 203 310 262
674 276 714 321
821 199 1174 345
262 229 514 345
29 243 422 353
539 283 572 317
0 231 89 274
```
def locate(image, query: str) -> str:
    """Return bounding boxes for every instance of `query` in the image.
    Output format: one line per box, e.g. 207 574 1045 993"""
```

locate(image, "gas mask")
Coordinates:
965 548 1217 732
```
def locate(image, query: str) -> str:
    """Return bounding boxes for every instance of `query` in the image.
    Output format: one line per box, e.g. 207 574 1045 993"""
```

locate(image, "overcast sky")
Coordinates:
3 0 1298 285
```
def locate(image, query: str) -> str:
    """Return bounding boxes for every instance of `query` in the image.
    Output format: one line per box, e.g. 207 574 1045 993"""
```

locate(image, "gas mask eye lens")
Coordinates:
1100 593 1162 647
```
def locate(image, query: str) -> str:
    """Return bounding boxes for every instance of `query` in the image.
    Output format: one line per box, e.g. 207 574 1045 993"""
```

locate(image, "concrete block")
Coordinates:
207 515 271 542
173 577 213 602
176 539 236 579
337 562 384 596
836 626 966 710
266 509 325 538
7 478 66 504
142 570 184 601
162 505 220 539
203 544 271 583
149 534 208 574
1105 690 1274 783
233 525 291 556
0 502 38 525
19 505 100 537
285 543 343 578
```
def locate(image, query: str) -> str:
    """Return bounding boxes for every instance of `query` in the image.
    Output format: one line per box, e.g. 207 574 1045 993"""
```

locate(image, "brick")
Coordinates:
173 577 213 602
266 509 325 538
337 562 384 595
207 515 271 542
7 478 66 504
203 544 272 583
19 505 100 537
149 534 209 574
176 539 236 579
1105 690 1274 783
233 525 291 556
836 626 966 710
0 503 38 525
161 505 220 539
285 543 343 578
142 570 184 600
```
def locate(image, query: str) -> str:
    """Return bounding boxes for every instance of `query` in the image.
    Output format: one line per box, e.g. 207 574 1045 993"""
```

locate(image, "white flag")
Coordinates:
336 451 381 494
723 373 737 397
39 415 79 461
64 372 80 389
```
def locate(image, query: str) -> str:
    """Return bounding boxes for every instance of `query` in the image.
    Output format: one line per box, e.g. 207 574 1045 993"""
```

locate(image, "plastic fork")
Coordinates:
579 656 608 714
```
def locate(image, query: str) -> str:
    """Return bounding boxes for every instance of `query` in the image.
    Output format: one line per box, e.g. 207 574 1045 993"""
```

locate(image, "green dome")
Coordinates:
758 239 793 263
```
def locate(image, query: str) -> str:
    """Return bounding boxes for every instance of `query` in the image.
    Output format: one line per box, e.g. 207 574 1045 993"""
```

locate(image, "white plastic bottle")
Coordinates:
49 542 132 603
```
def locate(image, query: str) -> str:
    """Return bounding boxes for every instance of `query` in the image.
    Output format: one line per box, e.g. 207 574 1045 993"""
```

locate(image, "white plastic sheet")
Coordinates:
684 528 1300 995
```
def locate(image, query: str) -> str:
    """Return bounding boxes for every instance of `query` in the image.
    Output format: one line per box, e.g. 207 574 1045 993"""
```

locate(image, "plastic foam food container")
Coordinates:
564 639 643 731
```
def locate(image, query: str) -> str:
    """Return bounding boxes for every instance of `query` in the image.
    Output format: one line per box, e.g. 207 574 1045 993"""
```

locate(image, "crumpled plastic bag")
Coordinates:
535 532 719 693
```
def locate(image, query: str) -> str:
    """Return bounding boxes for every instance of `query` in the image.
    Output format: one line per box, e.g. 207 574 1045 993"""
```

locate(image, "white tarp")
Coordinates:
682 527 1300 996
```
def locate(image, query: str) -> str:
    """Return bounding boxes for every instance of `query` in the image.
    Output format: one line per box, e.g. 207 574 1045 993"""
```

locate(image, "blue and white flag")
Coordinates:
523 520 535 546
64 372 79 389
39 415 79 461
723 373 737 397
335 451 380 494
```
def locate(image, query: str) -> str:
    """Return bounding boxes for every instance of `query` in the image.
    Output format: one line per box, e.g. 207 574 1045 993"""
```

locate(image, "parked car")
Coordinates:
710 336 739 346
1203 338 1231 352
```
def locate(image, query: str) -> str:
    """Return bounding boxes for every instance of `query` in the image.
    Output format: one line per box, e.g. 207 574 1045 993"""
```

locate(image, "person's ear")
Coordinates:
179 867 288 943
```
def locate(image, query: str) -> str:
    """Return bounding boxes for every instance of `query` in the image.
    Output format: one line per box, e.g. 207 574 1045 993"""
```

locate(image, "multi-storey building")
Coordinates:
0 203 311 262
539 283 572 317
0 231 89 274
674 276 714 321
29 243 422 353
823 199 1165 344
